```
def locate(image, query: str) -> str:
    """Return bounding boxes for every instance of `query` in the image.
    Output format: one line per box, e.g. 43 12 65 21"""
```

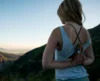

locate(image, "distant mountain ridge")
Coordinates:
0 51 21 61
0 24 100 81
0 48 29 55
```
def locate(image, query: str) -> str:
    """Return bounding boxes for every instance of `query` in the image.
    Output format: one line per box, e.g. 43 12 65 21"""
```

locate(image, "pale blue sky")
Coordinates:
0 0 100 50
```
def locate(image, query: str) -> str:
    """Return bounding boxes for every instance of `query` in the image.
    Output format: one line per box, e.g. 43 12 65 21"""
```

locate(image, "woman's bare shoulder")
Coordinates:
51 26 62 35
51 26 63 43
49 27 61 41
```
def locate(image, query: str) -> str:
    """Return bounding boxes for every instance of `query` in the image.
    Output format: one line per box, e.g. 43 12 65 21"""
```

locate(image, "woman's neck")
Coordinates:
64 21 82 28
65 21 76 25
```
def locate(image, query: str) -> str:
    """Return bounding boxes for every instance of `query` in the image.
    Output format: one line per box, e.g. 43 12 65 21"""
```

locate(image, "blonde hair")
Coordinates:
57 0 85 26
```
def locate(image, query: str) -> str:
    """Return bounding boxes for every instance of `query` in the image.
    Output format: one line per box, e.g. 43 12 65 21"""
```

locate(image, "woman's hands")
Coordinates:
71 54 86 66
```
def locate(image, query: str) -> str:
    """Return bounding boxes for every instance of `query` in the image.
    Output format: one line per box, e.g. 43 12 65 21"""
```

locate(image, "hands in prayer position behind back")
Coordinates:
71 54 86 66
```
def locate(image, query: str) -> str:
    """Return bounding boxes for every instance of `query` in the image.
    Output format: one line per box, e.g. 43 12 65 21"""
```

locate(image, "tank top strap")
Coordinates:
59 26 74 51
59 26 68 38
59 26 71 41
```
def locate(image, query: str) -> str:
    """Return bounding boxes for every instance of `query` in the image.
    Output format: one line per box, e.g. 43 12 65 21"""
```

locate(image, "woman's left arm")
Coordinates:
42 28 74 70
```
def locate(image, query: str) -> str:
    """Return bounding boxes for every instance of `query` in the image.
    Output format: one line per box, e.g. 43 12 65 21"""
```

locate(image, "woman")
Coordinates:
42 0 94 81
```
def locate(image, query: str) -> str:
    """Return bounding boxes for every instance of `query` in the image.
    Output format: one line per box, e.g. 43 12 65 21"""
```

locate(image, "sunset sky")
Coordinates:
0 0 100 52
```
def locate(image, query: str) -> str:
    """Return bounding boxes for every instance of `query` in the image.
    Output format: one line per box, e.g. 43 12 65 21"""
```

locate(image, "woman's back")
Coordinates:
56 22 90 51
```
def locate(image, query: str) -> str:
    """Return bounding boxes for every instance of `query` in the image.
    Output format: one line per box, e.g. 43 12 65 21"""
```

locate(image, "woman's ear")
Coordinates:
62 21 65 24
59 17 65 24
61 19 65 24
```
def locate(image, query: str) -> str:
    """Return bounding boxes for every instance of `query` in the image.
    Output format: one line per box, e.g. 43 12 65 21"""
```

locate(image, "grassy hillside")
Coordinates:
0 24 100 81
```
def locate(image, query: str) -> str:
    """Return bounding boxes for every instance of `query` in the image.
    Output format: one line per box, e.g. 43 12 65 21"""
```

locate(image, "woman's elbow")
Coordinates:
91 53 95 64
42 60 50 70
42 63 48 70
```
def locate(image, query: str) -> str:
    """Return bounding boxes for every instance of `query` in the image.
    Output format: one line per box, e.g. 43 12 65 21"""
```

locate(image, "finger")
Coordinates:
76 54 80 64
78 54 82 64
74 54 81 65
72 55 77 65
78 54 83 64
80 54 84 64
80 54 85 64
